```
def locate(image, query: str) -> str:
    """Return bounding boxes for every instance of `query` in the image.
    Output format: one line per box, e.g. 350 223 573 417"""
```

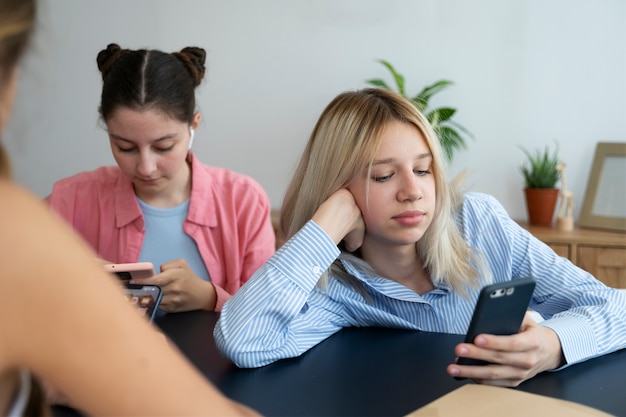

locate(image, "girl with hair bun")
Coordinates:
47 43 275 314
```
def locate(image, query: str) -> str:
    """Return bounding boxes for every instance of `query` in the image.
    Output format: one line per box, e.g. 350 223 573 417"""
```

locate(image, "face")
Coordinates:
106 107 197 201
348 121 436 249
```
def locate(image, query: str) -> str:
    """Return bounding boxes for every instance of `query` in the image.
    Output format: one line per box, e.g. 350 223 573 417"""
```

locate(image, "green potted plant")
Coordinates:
365 59 473 162
519 142 561 227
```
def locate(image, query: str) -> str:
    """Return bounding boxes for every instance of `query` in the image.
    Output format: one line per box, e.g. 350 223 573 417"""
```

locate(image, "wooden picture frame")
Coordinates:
578 142 626 232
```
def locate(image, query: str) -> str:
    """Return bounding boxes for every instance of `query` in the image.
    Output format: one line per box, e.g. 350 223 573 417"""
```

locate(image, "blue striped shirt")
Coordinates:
215 192 626 368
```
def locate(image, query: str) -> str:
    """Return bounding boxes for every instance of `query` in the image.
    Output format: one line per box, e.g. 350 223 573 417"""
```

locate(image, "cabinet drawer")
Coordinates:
548 243 570 259
578 246 626 288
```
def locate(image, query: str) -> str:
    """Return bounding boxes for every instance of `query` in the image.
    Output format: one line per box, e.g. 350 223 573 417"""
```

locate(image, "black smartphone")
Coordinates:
124 283 163 322
456 278 536 372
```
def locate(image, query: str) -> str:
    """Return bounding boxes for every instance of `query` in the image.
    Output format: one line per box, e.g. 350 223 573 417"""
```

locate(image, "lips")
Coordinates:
137 177 159 186
392 210 425 226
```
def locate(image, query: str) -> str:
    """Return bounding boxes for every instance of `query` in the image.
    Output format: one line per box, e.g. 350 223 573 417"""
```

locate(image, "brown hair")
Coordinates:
0 0 35 78
96 43 206 125
0 0 36 179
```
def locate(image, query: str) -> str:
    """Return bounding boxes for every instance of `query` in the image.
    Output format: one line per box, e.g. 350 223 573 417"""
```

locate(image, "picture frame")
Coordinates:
578 142 626 232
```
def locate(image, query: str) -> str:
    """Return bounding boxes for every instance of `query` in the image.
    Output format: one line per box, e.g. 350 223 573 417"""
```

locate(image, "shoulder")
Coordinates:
51 166 123 194
193 162 269 201
457 192 516 234
205 165 262 187
459 192 509 219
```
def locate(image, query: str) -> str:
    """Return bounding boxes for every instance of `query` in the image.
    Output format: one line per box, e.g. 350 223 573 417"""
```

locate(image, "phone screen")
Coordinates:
125 284 162 322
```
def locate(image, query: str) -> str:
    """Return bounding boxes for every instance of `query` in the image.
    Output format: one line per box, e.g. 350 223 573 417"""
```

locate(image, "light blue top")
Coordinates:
137 198 210 281
215 192 626 368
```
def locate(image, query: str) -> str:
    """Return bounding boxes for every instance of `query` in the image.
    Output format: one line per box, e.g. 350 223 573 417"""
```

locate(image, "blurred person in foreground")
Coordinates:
0 0 258 415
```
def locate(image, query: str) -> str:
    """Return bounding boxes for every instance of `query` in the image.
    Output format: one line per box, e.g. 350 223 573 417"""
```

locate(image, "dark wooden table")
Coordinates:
156 311 626 416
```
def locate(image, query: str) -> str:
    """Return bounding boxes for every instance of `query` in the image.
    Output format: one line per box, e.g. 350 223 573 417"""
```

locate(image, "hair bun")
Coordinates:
174 47 206 86
96 43 130 80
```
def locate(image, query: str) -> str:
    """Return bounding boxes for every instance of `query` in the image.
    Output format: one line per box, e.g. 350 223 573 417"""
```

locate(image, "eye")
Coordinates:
414 169 431 176
154 145 175 153
116 146 137 153
373 173 393 182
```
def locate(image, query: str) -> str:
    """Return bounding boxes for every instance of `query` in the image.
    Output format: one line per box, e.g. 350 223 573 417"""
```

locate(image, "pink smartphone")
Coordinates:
103 262 156 282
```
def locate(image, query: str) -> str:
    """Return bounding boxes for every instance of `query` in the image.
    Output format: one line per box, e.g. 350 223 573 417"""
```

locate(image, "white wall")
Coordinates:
5 0 626 222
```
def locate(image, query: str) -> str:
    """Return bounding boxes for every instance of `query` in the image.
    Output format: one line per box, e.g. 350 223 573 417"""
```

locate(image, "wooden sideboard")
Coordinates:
519 222 626 288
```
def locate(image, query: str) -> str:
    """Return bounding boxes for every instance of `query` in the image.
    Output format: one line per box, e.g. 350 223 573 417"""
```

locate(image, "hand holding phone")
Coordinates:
125 283 163 322
456 278 536 373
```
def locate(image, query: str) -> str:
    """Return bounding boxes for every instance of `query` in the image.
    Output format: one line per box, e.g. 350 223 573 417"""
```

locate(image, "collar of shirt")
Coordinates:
338 256 451 303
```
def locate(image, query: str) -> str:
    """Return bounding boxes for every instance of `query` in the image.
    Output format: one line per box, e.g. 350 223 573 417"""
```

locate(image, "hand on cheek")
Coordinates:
313 189 364 249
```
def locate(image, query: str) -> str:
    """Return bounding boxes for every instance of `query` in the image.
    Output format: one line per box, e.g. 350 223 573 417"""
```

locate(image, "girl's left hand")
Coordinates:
446 313 565 387
132 259 217 312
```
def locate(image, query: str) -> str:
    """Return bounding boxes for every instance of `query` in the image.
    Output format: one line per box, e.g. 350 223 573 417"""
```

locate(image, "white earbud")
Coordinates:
188 127 195 150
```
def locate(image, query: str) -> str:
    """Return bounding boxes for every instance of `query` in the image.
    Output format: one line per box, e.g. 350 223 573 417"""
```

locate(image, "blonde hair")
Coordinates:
0 0 36 179
280 88 484 295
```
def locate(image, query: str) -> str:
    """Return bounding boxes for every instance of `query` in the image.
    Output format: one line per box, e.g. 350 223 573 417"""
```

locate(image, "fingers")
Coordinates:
446 363 529 387
470 324 538 354
130 259 189 286
313 189 364 247
448 340 535 386
132 260 213 312
159 279 215 313
454 339 537 370
159 258 190 272
130 274 171 287
151 272 185 312
448 322 564 386
343 218 365 252
130 270 179 296
520 311 538 330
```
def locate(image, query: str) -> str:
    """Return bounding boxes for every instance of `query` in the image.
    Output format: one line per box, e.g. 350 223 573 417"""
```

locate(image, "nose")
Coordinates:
136 151 157 177
396 171 421 202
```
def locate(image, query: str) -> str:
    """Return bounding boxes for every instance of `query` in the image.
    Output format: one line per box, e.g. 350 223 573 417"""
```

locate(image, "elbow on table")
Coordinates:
214 323 277 369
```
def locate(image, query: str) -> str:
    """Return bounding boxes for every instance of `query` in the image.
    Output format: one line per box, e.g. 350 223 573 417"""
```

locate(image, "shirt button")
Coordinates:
424 305 431 311
312 266 321 274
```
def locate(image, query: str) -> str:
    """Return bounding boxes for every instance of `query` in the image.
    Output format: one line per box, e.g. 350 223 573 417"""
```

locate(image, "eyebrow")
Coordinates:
109 133 178 143
372 152 432 165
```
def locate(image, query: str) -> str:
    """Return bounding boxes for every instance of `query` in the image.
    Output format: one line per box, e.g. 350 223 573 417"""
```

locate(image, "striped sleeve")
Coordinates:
462 193 626 367
214 221 347 368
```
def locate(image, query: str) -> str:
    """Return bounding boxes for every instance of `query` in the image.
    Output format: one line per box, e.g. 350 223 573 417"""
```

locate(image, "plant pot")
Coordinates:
524 188 559 227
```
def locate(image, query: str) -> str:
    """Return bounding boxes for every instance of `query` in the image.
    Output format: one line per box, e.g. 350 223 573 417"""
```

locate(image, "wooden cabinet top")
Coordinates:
518 221 626 247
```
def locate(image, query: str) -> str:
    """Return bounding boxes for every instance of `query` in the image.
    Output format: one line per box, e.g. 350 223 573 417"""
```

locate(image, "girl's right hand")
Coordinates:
312 189 365 252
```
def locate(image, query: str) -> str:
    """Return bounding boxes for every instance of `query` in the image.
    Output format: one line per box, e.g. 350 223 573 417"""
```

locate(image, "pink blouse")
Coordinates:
47 153 275 311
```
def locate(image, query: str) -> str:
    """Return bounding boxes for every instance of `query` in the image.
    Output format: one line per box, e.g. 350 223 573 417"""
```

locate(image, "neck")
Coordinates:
136 159 192 208
360 240 434 295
